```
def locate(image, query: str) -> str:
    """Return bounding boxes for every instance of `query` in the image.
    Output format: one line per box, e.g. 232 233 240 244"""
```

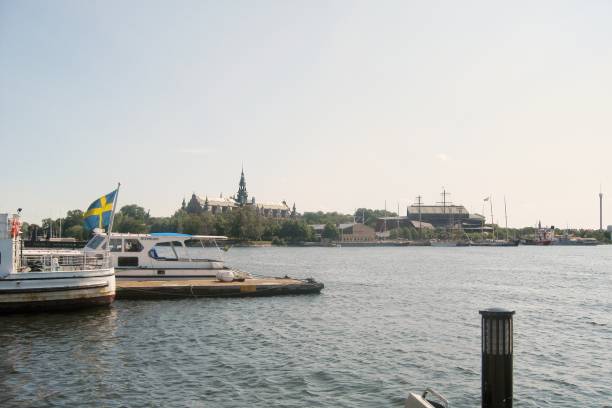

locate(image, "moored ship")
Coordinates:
0 213 115 313
83 231 238 280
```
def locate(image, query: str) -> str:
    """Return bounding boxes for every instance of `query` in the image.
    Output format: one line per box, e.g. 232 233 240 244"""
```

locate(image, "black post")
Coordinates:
480 308 515 408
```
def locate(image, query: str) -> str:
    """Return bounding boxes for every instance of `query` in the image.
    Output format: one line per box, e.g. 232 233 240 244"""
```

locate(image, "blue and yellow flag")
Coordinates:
83 190 117 230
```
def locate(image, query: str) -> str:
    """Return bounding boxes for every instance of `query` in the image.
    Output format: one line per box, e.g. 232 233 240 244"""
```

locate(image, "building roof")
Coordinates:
310 222 372 231
410 220 434 229
196 195 237 207
407 205 468 215
255 202 290 211
377 217 434 230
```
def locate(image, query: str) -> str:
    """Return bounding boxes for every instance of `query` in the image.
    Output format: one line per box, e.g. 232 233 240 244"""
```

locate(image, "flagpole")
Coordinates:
106 182 121 247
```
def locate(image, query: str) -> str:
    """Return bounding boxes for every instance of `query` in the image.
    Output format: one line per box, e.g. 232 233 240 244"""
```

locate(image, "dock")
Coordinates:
116 277 324 300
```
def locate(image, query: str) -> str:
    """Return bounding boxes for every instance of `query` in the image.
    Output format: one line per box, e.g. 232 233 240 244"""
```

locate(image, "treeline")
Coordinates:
25 205 327 244
24 204 396 244
21 204 611 244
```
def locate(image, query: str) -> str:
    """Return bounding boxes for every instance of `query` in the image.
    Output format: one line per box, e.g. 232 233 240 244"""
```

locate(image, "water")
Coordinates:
1 246 611 407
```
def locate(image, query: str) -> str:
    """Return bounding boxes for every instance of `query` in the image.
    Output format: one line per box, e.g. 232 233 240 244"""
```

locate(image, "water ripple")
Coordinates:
1 246 611 407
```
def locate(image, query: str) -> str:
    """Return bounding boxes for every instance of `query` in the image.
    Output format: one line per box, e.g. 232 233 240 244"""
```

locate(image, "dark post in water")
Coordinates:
480 308 515 408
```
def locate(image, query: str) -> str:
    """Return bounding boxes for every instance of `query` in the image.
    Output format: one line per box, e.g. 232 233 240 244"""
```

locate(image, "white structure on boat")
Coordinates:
0 213 115 313
83 231 239 280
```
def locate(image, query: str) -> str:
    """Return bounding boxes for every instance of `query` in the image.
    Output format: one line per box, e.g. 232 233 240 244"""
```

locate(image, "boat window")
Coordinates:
85 235 106 250
184 239 204 248
124 239 144 252
149 242 177 260
118 256 139 267
172 241 189 258
109 239 123 252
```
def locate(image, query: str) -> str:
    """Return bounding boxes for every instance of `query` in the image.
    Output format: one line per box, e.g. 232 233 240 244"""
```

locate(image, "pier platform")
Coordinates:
116 277 324 299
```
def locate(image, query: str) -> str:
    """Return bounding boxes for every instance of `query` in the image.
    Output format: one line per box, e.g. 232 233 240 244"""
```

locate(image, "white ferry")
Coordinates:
83 231 236 280
0 213 115 313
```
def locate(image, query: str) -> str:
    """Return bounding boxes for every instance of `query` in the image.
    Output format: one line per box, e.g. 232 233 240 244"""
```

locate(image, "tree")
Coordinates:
354 208 397 227
262 222 280 241
322 223 339 241
65 225 86 240
278 220 314 243
113 213 147 233
120 205 148 221
182 214 205 235
229 207 264 241
302 211 353 225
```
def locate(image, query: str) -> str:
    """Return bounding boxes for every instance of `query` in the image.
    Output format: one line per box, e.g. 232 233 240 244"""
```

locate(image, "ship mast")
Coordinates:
437 188 451 238
397 203 400 234
489 195 495 240
504 196 509 241
415 195 423 240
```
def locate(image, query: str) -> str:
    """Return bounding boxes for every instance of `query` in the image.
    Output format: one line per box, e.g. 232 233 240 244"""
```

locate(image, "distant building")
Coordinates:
405 205 485 229
254 201 292 218
375 217 434 233
311 223 376 242
184 168 293 218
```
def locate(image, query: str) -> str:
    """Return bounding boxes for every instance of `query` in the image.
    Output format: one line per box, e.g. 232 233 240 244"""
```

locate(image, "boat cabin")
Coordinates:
84 232 228 269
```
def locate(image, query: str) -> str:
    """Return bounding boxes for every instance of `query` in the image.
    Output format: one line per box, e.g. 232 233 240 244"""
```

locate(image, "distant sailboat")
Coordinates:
471 195 519 247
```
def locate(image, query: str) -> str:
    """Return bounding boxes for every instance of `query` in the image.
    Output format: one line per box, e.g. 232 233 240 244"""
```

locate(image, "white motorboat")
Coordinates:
0 213 115 314
83 231 240 280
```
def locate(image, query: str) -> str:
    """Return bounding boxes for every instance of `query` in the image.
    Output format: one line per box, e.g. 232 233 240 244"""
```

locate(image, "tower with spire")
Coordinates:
236 166 249 206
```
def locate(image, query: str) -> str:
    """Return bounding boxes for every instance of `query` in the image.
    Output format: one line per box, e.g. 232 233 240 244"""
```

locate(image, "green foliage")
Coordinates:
271 237 287 246
110 205 149 234
322 223 340 241
229 207 264 241
65 225 86 240
262 223 280 241
113 213 148 233
119 205 149 222
389 226 414 240
302 211 353 225
42 202 612 246
354 208 397 227
278 220 314 243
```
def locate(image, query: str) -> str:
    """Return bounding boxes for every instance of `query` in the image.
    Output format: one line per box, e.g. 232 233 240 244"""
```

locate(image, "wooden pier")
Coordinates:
116 277 324 300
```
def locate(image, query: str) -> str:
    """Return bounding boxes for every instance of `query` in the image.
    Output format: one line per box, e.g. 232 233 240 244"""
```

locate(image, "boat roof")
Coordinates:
103 232 228 240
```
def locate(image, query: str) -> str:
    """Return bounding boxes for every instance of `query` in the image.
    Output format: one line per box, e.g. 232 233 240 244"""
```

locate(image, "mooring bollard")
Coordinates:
479 308 515 408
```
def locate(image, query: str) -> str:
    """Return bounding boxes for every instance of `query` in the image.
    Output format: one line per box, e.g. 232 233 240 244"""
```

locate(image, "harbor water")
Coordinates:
1 246 610 407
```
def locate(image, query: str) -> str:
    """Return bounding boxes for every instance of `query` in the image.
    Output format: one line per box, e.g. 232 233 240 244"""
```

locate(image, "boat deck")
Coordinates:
116 277 323 299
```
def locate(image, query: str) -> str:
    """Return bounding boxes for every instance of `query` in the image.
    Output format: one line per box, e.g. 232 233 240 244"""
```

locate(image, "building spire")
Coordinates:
236 165 248 206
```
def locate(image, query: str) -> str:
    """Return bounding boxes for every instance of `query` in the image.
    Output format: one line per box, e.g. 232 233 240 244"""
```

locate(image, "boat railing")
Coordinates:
20 252 112 272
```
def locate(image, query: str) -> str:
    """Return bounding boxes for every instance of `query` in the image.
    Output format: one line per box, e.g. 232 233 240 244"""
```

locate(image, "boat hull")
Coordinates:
0 269 115 314
116 267 224 280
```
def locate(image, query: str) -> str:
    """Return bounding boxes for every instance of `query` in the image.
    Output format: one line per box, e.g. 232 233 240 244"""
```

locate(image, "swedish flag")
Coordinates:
83 190 117 230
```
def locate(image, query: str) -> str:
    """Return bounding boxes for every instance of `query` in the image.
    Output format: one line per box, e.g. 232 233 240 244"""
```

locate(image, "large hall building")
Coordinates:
376 205 485 232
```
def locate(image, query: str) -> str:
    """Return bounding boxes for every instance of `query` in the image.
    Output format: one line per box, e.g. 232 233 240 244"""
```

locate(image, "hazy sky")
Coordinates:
1 1 611 228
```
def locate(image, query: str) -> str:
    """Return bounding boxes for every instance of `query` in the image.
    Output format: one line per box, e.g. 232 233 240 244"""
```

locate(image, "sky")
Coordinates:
1 0 611 228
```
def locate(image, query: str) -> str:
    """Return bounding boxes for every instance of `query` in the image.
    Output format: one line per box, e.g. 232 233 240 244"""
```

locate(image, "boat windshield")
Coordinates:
85 235 106 250
184 239 221 260
148 238 222 261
